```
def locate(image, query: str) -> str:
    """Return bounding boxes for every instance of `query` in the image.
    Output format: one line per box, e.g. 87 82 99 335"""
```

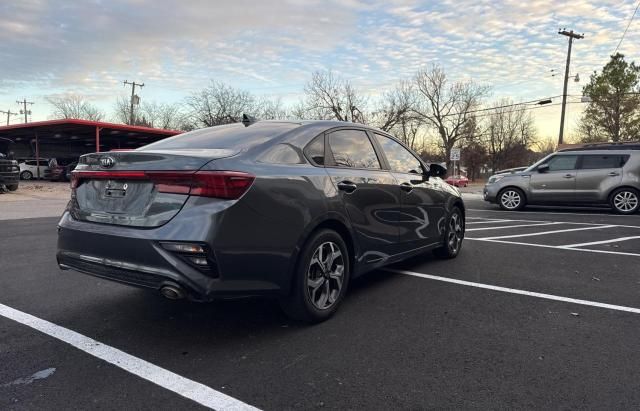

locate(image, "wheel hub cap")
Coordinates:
307 242 344 310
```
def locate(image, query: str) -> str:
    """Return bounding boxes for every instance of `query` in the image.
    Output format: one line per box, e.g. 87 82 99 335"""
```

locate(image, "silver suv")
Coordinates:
483 144 640 214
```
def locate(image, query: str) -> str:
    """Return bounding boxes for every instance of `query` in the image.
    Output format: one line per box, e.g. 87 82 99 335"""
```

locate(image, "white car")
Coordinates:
18 158 50 180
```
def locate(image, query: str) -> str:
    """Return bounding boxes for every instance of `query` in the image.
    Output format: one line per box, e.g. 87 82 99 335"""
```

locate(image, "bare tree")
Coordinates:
255 96 288 120
483 99 537 172
413 65 489 169
186 81 255 127
303 70 368 123
113 96 133 125
47 94 104 121
371 81 417 132
139 101 189 130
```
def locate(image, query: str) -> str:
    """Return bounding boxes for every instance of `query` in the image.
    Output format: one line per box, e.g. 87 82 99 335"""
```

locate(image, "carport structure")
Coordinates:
0 119 181 160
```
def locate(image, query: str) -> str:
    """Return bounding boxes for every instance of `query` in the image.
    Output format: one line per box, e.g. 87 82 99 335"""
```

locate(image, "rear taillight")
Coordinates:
71 170 255 199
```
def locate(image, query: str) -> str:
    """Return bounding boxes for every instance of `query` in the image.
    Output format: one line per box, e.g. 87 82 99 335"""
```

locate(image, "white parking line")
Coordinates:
466 222 561 232
466 238 640 257
472 225 616 240
0 303 259 411
561 236 640 248
389 269 640 315
468 208 635 218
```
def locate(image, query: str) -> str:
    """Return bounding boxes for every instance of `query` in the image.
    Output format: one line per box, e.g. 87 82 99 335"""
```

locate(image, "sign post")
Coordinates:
450 148 461 176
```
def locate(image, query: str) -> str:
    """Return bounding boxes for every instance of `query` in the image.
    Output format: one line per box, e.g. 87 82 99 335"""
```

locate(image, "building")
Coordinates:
0 119 181 160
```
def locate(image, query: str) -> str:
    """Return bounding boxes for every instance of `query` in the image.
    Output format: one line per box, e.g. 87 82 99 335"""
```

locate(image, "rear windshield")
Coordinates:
139 122 300 151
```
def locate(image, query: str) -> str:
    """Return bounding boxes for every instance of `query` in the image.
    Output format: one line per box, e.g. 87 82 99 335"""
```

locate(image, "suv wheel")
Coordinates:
498 188 526 211
280 229 350 323
6 184 18 191
20 170 33 180
434 206 464 259
610 188 639 214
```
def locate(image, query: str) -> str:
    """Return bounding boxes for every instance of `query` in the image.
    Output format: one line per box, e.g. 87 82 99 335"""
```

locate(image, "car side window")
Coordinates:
580 155 627 169
327 130 380 169
374 133 423 174
547 155 578 171
304 135 325 166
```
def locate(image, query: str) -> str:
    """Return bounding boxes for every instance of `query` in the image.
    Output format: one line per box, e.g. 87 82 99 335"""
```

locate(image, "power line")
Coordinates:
16 99 34 123
0 109 18 126
123 80 144 125
614 0 640 54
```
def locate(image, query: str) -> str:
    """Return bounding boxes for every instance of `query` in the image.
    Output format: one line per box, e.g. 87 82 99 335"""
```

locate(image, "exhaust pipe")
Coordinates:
159 284 185 300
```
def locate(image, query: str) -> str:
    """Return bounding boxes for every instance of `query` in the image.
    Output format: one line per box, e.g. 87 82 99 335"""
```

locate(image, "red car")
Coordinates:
445 175 469 187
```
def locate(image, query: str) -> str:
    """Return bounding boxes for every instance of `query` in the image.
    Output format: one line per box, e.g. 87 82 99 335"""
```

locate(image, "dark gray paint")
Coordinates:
57 120 465 300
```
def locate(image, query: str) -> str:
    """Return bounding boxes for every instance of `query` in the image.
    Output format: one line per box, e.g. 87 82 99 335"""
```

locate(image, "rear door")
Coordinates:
575 154 627 202
372 132 445 248
324 129 400 259
529 154 578 203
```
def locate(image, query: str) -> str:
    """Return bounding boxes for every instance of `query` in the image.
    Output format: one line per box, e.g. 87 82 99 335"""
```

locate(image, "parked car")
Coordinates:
445 174 469 187
57 119 465 323
0 153 20 191
483 143 640 214
49 157 79 181
65 162 78 181
18 158 50 180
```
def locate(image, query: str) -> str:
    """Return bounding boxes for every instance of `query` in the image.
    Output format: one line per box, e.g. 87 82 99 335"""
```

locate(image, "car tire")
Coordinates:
434 206 464 259
498 188 526 211
20 171 33 180
610 187 639 215
6 184 18 191
280 229 350 323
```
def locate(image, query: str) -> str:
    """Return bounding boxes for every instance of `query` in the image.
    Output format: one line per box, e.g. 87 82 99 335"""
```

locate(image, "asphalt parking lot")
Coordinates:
2 196 640 410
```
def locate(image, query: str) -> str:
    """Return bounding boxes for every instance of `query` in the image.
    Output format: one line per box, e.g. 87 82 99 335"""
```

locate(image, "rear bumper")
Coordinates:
0 172 19 185
56 209 287 300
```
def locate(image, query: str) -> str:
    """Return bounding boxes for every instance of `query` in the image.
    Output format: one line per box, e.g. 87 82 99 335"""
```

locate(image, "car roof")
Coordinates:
556 149 638 155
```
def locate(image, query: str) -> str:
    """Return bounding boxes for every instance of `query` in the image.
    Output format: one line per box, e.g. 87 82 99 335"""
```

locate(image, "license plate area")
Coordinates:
104 180 129 198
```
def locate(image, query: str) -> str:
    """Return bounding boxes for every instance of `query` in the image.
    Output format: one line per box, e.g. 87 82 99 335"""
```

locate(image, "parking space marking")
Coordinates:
466 238 640 257
389 269 640 314
466 222 561 232
560 236 640 248
0 303 260 411
472 225 616 240
468 208 634 218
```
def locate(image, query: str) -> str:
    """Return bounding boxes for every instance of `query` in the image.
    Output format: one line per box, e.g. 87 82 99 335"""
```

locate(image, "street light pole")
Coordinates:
558 29 584 145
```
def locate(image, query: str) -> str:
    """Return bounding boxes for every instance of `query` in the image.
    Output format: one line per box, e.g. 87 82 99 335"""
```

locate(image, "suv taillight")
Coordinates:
71 170 255 200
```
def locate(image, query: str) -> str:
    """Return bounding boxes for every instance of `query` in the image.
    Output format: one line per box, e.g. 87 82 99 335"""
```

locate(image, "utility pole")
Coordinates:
16 99 34 123
558 29 584 145
0 109 18 126
123 80 144 125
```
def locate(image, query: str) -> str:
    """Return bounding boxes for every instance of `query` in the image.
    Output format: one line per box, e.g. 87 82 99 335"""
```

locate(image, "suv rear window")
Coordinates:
139 122 300 151
581 154 629 169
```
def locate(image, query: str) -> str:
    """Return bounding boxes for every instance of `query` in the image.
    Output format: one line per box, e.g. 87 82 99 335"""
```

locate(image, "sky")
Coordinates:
1 0 639 141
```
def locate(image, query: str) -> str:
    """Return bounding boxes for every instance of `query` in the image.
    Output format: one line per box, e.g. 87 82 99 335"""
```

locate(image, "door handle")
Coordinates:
400 182 414 193
563 174 574 179
337 180 357 193
608 172 620 176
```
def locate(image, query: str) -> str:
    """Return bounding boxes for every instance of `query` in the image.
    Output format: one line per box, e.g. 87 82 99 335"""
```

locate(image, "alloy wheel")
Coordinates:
306 241 344 310
613 191 639 213
447 212 464 254
500 190 521 210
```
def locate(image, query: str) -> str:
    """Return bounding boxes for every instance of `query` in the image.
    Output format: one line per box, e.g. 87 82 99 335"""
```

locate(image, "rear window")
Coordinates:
139 122 300 151
581 155 629 169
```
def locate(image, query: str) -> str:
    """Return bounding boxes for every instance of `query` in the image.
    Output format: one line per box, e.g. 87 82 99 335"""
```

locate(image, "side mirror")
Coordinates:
428 163 447 178
538 164 549 173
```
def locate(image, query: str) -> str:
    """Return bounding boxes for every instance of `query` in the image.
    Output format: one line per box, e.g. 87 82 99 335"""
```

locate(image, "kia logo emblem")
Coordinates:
100 156 115 168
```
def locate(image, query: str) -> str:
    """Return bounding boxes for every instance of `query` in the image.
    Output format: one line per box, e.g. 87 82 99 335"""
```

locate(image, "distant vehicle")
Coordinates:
57 120 465 323
483 143 640 214
445 175 469 187
49 158 79 181
18 158 50 180
1 138 20 191
65 162 78 181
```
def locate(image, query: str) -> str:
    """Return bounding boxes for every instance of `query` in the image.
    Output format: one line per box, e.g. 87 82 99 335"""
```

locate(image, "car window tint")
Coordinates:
304 135 325 165
328 130 380 169
581 155 626 169
374 133 423 174
547 155 578 171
